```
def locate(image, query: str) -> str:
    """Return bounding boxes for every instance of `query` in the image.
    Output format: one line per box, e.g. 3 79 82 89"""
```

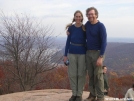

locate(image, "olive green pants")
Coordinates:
86 50 104 99
68 54 86 96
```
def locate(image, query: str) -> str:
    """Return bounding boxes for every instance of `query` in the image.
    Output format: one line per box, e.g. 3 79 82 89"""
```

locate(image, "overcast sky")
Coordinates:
0 0 134 38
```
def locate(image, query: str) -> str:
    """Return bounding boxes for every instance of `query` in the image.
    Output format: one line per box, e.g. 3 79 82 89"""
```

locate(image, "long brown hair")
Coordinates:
66 10 85 31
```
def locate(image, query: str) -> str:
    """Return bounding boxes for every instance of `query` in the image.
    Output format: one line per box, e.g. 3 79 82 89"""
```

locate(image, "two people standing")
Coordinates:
63 7 107 101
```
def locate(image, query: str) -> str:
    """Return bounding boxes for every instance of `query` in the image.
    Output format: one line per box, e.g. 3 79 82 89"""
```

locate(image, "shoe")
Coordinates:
69 95 76 101
84 93 96 101
75 96 82 101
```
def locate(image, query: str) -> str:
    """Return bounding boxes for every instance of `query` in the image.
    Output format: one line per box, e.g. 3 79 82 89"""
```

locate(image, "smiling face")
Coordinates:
74 12 83 24
86 9 97 23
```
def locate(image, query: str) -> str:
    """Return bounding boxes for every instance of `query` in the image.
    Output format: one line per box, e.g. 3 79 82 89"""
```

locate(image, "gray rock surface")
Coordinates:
0 89 121 101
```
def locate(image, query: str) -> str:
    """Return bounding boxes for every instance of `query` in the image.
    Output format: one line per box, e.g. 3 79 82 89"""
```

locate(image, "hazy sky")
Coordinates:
0 0 134 38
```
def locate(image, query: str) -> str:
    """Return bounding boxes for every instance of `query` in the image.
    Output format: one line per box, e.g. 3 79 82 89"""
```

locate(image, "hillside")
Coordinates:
105 42 134 76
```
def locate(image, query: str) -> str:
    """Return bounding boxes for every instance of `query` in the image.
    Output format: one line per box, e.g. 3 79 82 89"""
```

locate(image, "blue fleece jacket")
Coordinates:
85 21 107 55
64 25 86 56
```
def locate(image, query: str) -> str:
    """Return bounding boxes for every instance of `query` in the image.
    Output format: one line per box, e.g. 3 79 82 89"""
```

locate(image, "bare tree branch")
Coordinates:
0 12 62 92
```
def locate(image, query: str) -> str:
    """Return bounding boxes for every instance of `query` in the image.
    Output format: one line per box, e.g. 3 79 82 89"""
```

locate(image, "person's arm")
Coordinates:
100 23 107 56
66 31 70 35
63 27 71 63
84 32 87 49
64 34 71 57
84 22 88 49
96 23 107 67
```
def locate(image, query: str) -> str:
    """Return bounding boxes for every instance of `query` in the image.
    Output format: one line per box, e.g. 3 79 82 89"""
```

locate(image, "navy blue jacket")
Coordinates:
85 21 107 55
64 25 86 56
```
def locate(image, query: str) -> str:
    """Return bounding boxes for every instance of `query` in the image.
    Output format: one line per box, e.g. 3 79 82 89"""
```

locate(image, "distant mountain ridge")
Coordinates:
104 42 134 76
55 37 134 48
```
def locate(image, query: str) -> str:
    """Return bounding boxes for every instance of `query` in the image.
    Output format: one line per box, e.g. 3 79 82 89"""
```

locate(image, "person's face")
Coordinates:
103 67 107 73
86 9 97 22
74 12 83 24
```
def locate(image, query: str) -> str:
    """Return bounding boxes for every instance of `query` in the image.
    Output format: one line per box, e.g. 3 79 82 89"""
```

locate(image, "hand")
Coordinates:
63 56 68 63
96 57 103 67
66 31 70 35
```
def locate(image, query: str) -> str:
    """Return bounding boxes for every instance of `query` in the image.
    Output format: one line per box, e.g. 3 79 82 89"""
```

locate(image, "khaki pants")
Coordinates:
86 50 104 99
68 54 86 96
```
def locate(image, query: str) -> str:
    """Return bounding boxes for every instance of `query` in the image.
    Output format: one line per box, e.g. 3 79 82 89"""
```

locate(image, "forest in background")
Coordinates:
0 65 134 98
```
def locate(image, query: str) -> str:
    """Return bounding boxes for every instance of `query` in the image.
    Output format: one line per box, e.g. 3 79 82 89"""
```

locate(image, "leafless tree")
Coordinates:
0 13 62 93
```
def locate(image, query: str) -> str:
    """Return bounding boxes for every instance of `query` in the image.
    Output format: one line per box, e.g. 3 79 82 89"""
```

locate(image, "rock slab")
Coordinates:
0 89 122 101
